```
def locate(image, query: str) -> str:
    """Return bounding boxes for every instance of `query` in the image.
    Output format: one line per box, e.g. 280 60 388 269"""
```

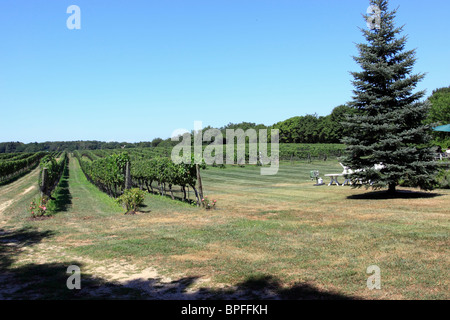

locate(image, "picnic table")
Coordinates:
324 173 343 186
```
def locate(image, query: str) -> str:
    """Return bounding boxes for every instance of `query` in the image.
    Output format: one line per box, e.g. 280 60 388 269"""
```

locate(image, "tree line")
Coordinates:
1 85 448 153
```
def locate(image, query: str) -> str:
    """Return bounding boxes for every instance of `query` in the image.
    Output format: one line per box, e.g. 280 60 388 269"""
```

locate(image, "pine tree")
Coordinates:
342 0 437 193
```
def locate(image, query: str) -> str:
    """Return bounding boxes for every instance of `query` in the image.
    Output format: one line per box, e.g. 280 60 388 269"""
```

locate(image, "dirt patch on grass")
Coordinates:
135 212 217 227
171 250 219 262
172 253 212 262
19 186 36 196
171 243 268 264
142 216 186 224
54 237 94 247
0 199 14 215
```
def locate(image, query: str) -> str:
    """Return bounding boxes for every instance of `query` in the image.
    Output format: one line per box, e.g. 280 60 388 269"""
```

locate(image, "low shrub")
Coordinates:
29 196 49 218
117 188 146 214
201 196 217 210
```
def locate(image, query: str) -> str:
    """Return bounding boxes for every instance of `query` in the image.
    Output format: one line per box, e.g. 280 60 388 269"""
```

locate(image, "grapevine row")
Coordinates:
75 150 204 203
131 157 203 202
74 151 129 198
0 152 47 183
39 152 69 197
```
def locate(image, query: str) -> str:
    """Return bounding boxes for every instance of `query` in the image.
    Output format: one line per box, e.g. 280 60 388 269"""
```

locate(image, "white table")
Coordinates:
341 177 352 186
324 174 343 186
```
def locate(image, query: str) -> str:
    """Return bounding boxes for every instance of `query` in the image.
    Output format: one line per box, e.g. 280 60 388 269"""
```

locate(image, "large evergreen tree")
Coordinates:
342 0 437 193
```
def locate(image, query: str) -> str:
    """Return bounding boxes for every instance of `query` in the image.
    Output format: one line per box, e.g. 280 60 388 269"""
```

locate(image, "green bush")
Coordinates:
117 188 146 213
436 169 450 189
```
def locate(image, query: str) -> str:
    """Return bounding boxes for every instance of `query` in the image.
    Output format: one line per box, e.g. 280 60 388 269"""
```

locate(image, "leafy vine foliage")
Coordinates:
39 152 68 197
75 150 204 203
0 152 47 183
74 151 129 198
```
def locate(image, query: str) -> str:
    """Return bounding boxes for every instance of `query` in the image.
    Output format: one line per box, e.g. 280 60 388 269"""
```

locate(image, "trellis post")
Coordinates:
41 168 48 197
196 164 203 204
125 161 132 189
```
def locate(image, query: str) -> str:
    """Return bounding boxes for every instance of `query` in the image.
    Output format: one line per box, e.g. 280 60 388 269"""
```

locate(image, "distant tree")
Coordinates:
273 114 327 143
301 114 323 143
425 86 450 148
220 122 268 144
151 138 163 147
342 0 437 193
426 86 450 125
272 117 303 143
2 142 23 153
221 122 267 132
136 141 153 148
326 105 357 143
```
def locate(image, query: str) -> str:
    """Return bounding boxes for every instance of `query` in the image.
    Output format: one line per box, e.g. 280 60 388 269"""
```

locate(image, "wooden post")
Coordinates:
196 164 203 204
181 186 186 201
169 184 175 200
125 161 132 189
41 168 48 197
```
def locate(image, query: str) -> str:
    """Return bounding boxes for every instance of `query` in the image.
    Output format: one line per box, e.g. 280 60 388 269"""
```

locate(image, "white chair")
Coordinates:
339 163 353 185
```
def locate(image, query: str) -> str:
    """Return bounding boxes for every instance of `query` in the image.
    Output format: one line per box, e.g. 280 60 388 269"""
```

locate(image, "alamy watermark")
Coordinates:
366 5 381 30
64 4 380 31
171 121 280 175
366 265 381 290
67 5 81 30
66 265 81 290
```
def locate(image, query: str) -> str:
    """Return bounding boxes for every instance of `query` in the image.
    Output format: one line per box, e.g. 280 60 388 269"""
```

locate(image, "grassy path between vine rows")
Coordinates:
1 156 449 300
0 166 40 226
0 156 198 299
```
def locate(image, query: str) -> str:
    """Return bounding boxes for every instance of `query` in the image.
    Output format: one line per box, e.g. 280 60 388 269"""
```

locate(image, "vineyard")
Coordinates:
1 0 450 302
69 144 344 204
0 143 445 207
39 152 68 198
0 151 47 184
0 144 448 300
74 149 204 203
0 143 368 210
121 143 346 161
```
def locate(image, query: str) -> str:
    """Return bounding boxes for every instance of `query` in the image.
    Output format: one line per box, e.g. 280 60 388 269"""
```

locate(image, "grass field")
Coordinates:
0 156 448 299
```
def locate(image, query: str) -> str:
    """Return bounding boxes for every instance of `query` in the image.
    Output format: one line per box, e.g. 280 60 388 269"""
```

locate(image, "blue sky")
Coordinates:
0 0 449 143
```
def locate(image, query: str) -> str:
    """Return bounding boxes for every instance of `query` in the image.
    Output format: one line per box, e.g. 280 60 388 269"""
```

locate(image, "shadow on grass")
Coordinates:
0 261 153 299
0 227 113 300
48 163 72 213
347 189 444 200
0 227 56 270
0 228 356 300
136 203 152 213
202 275 357 300
141 184 199 206
1 267 357 300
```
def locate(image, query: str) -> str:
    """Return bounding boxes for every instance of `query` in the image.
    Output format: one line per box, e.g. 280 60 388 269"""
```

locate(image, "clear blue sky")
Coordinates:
0 0 449 143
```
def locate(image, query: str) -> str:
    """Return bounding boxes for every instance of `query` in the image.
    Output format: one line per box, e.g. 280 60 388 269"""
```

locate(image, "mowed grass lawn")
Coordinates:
1 157 448 299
